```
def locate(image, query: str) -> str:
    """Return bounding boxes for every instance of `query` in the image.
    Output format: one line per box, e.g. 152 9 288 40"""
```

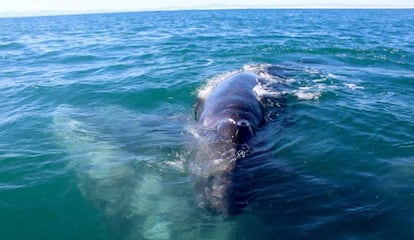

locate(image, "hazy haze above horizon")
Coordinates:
1 0 413 17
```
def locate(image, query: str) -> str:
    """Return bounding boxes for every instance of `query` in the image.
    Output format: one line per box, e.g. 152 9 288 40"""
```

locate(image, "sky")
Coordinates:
1 0 413 17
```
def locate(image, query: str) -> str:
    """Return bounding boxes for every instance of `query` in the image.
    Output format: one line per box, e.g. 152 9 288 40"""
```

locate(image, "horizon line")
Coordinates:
1 5 413 18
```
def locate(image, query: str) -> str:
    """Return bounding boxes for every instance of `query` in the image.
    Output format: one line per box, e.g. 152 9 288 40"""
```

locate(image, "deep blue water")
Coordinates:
0 9 414 240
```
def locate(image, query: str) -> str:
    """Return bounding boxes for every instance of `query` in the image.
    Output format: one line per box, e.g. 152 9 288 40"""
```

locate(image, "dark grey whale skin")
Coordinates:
195 72 264 144
194 72 265 215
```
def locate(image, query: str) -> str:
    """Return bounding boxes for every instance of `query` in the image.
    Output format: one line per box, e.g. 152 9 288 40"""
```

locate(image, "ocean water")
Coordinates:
0 9 414 240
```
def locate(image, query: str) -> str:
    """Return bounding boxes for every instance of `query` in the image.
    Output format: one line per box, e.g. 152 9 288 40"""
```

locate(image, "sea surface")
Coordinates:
0 9 414 240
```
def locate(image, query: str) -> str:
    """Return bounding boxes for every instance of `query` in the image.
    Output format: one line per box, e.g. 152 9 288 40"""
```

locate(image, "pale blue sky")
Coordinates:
1 0 413 17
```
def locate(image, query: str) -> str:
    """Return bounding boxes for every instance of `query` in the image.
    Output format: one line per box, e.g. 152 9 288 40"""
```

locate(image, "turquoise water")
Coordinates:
1 9 414 239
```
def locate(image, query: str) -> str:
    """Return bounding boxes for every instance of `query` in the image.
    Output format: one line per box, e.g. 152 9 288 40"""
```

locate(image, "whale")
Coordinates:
193 72 266 214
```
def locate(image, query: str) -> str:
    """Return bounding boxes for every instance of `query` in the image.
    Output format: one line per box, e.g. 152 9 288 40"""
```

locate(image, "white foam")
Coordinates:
243 63 286 82
184 125 201 139
344 83 364 90
313 78 327 83
327 73 341 79
197 64 288 102
294 88 322 100
252 84 269 97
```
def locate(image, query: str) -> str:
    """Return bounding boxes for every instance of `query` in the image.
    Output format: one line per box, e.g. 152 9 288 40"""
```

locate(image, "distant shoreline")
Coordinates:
1 7 413 19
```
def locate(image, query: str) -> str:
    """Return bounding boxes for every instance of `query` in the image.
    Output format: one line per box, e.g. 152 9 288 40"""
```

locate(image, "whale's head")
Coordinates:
216 118 255 144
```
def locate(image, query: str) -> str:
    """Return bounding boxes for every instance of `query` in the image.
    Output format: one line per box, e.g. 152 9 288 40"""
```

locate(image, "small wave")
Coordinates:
0 42 26 51
59 54 100 64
